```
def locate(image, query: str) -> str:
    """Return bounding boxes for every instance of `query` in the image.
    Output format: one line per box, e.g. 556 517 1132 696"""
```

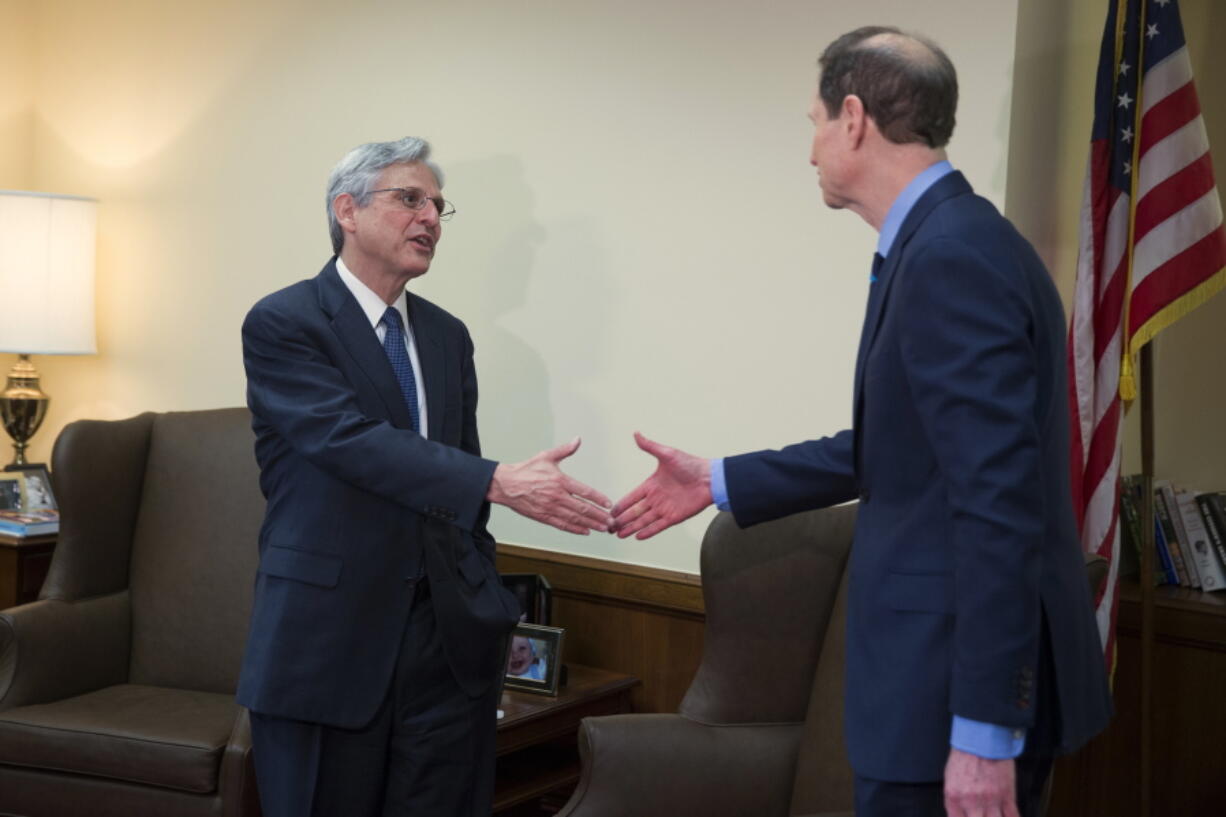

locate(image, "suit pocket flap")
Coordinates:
885 571 954 614
259 545 342 588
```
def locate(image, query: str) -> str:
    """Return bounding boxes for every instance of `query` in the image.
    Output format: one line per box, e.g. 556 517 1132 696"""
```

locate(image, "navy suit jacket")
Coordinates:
236 259 520 729
724 173 1111 781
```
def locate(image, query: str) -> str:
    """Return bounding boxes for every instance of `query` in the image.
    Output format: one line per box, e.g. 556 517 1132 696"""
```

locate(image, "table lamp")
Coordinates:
0 191 98 466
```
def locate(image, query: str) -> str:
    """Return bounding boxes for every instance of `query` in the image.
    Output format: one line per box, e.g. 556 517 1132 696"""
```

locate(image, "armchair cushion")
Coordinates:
0 684 237 794
562 713 804 817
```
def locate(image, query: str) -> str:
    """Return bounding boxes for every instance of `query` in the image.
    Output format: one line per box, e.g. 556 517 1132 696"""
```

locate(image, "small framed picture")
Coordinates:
6 465 56 511
504 623 565 696
500 573 552 625
0 475 23 511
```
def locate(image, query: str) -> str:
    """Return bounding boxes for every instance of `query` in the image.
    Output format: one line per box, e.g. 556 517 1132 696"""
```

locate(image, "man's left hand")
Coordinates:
943 748 1019 817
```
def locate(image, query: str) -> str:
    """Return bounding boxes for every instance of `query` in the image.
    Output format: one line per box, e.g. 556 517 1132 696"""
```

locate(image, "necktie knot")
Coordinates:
382 306 404 332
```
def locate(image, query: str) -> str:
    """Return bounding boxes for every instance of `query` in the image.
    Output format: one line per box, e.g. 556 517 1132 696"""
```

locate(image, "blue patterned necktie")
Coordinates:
380 306 420 433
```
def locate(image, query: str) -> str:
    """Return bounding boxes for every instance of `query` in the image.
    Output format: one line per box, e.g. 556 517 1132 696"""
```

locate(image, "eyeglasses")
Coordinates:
369 187 456 221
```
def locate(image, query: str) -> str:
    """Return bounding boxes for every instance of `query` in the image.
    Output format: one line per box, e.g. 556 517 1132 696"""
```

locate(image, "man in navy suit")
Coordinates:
238 137 612 816
612 28 1111 817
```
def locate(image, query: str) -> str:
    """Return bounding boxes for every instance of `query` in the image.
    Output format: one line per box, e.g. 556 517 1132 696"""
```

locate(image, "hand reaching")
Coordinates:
612 432 713 540
487 438 612 535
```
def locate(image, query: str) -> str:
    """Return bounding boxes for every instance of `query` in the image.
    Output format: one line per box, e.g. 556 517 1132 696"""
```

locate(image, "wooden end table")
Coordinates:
495 664 638 814
0 532 56 610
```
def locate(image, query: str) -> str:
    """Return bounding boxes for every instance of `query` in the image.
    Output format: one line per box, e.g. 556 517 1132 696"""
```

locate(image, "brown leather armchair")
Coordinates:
559 504 860 817
0 409 264 817
557 504 1113 817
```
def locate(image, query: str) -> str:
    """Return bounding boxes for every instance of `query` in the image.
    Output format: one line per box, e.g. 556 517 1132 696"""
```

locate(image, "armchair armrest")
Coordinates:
556 713 804 817
219 706 260 816
0 592 131 710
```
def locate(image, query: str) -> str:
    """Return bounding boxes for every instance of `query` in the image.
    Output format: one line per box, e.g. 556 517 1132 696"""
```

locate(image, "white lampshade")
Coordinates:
0 190 98 355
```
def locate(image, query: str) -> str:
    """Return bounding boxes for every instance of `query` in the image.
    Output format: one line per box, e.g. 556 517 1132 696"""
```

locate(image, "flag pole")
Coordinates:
1138 341 1155 817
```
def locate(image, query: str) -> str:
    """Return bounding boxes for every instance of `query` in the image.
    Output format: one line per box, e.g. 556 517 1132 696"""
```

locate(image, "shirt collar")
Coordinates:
876 159 954 258
335 256 409 331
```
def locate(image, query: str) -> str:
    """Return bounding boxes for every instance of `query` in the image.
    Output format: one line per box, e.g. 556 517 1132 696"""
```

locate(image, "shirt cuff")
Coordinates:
950 716 1026 760
710 458 731 511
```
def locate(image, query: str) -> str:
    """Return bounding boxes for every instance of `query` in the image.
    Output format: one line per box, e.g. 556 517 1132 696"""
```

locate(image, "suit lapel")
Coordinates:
407 293 448 442
853 172 973 416
316 260 416 430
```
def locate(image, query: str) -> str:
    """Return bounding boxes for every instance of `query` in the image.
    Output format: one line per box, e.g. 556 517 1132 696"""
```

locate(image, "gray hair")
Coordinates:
325 136 445 254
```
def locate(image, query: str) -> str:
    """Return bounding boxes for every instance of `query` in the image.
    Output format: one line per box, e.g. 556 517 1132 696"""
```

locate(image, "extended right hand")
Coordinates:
487 438 613 535
611 432 713 540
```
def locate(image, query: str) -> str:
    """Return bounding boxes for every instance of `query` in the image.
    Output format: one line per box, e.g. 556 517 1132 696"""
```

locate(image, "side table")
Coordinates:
0 532 57 610
495 664 638 814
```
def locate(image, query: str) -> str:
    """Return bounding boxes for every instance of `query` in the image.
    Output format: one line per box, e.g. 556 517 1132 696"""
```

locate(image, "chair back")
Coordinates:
680 504 857 727
128 409 263 693
47 408 263 695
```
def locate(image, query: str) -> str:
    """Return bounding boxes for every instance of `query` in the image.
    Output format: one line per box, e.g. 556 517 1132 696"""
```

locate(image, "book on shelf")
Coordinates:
1154 482 1196 588
1120 475 1165 585
1176 489 1226 592
1198 493 1226 574
1158 481 1202 588
1152 513 1179 586
0 509 59 537
1118 476 1226 592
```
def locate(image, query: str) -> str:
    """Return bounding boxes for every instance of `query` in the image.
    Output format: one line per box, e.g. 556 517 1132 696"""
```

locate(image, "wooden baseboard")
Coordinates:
496 543 705 714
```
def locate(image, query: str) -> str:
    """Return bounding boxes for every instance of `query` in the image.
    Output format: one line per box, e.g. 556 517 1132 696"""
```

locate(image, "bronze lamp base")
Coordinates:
0 354 50 467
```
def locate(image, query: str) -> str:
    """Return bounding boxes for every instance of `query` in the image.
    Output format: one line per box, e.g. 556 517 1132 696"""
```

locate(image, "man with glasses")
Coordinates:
238 137 612 816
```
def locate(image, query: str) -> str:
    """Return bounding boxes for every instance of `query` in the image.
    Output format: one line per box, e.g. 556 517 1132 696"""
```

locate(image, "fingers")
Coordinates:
633 431 669 459
610 495 652 534
562 475 612 509
540 495 613 534
611 483 648 518
633 516 675 540
544 436 581 463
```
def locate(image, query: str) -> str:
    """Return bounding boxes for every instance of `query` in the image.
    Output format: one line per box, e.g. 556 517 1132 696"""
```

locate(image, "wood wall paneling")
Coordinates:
496 544 705 715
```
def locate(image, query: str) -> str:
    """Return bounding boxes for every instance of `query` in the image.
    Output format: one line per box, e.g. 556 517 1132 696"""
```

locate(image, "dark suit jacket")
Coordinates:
724 172 1112 781
236 259 520 729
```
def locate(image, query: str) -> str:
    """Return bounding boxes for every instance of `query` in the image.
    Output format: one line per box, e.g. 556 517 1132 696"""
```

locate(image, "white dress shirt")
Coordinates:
335 257 429 438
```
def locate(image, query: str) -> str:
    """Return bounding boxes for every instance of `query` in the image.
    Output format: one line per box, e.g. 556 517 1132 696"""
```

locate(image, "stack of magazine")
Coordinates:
0 509 59 536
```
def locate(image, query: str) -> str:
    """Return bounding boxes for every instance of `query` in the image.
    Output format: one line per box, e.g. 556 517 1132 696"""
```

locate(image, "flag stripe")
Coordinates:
1140 46 1193 116
1137 116 1210 199
1139 80 1200 157
1134 152 1217 240
1131 226 1226 331
1132 188 1223 287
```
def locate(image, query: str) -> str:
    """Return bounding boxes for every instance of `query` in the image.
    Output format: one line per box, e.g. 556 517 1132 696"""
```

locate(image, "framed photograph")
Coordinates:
0 475 23 511
6 465 56 511
500 572 552 625
503 623 565 696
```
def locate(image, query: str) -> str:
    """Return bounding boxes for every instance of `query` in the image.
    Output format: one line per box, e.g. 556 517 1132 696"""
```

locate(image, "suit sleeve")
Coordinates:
896 236 1043 727
458 324 498 561
242 298 497 534
723 430 858 527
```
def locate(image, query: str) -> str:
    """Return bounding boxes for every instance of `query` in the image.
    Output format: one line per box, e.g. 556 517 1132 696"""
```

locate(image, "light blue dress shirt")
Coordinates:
710 160 1025 760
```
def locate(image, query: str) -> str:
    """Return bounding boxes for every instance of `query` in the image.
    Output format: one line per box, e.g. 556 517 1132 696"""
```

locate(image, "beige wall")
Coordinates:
1007 0 1226 491
6 0 1021 572
0 0 34 189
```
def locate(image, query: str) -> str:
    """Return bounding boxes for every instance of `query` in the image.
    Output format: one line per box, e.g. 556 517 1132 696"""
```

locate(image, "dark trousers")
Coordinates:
854 617 1060 817
250 581 501 817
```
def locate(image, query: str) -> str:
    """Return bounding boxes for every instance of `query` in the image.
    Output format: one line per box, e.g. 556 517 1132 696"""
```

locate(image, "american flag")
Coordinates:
1069 0 1226 671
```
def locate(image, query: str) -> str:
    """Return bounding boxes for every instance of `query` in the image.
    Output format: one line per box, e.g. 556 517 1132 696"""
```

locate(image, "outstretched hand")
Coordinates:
612 432 713 540
487 438 612 535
